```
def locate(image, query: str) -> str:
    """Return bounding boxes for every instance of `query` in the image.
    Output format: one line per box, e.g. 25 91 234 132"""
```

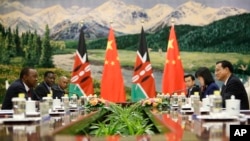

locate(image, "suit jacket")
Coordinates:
221 74 249 110
35 82 51 100
201 82 219 99
1 79 40 109
187 85 200 97
52 84 65 99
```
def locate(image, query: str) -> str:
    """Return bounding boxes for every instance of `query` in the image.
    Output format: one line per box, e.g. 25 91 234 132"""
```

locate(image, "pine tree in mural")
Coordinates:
33 31 42 65
0 34 9 64
39 24 54 68
23 34 34 67
23 31 42 67
2 35 11 64
14 26 22 56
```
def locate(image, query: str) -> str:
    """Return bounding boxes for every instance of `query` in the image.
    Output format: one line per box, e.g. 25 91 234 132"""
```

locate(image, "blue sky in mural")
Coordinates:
3 0 250 10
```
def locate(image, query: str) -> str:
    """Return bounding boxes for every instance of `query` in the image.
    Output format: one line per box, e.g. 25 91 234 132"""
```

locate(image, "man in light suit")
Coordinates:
215 60 249 110
1 67 39 109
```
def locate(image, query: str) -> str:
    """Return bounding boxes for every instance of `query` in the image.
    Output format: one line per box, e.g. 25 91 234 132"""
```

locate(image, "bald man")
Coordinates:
52 76 69 99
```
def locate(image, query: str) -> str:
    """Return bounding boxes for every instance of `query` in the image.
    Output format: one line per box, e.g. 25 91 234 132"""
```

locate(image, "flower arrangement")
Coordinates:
140 97 170 111
85 97 106 111
141 98 162 108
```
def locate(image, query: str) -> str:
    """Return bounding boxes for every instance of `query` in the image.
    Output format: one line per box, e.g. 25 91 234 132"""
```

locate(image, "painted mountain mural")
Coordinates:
0 0 249 40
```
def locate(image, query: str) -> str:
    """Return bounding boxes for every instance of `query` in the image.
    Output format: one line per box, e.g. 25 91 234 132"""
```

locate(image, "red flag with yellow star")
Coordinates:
100 27 126 103
70 27 94 97
162 25 185 95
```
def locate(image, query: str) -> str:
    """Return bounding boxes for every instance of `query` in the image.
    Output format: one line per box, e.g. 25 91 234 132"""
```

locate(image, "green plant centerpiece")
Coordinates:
54 99 172 137
80 102 158 136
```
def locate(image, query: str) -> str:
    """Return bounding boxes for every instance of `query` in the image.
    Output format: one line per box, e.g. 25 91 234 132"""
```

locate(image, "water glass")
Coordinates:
12 97 26 119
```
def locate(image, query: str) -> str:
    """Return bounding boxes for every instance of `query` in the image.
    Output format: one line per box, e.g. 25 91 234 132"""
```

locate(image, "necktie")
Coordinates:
27 90 31 97
221 84 226 93
187 88 191 97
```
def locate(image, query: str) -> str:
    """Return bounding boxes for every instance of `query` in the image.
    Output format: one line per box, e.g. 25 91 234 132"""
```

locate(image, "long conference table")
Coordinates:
0 107 249 141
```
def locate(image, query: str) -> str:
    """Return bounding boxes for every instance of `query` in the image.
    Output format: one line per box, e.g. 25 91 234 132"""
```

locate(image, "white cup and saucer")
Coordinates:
25 98 39 116
225 95 240 116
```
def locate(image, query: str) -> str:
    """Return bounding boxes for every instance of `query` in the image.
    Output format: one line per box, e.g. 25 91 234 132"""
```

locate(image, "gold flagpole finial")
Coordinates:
80 20 84 27
171 19 175 26
110 20 113 27
141 19 144 27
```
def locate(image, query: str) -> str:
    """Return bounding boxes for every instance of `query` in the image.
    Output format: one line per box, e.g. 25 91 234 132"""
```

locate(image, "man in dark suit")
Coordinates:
215 60 249 110
1 67 39 109
35 71 55 100
184 74 200 97
52 76 69 99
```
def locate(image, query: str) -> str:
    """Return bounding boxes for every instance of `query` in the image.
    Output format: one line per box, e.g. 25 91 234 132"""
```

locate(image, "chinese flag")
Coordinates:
100 27 126 103
162 25 185 95
70 27 94 97
131 27 156 102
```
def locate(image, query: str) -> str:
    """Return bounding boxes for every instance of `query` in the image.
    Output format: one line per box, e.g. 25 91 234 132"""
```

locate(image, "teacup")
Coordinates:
53 98 61 109
226 97 240 116
202 97 210 111
25 99 36 114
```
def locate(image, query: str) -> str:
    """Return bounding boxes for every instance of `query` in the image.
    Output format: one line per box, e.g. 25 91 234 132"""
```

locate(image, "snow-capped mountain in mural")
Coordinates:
0 0 248 40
